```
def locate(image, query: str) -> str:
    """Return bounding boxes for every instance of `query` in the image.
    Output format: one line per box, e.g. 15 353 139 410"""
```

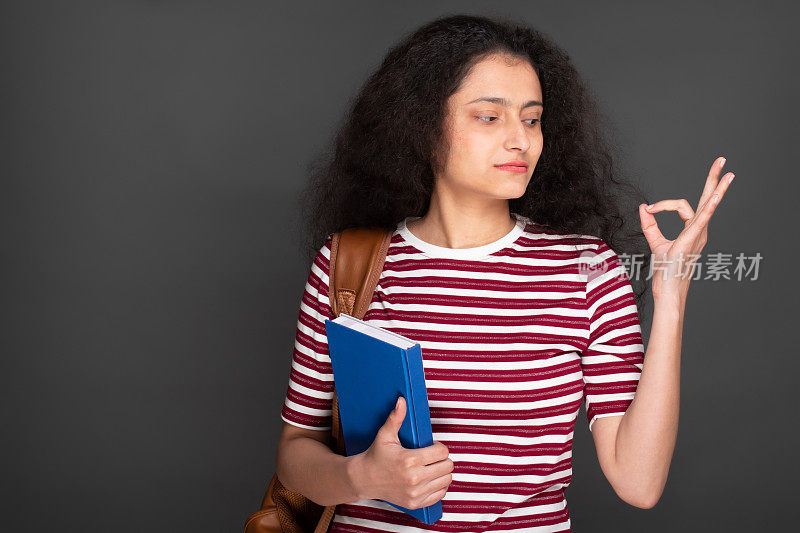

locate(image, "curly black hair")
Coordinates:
290 13 653 313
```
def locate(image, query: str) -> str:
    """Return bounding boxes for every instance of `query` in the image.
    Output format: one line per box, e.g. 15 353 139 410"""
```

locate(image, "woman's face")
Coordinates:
435 53 543 203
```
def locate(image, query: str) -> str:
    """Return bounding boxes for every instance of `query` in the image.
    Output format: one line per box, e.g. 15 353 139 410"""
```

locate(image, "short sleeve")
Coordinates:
581 239 644 432
280 234 335 431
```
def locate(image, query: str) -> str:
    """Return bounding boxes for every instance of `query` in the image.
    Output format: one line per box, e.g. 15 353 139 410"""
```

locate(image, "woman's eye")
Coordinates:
477 116 540 126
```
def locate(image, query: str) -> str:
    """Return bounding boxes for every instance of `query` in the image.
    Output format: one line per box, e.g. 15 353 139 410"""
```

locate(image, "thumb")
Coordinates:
383 396 406 436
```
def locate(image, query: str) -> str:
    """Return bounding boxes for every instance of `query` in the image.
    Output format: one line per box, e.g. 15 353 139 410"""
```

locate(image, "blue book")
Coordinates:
324 313 442 525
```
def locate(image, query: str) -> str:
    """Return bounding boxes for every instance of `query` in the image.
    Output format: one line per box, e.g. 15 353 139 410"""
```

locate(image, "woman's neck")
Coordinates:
406 203 517 249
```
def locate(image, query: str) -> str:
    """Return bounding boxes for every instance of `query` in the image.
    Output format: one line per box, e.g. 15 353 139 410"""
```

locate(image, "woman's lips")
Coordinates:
494 164 528 173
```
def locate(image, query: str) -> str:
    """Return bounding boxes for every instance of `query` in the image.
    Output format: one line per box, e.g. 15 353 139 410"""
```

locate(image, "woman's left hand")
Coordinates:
638 156 735 299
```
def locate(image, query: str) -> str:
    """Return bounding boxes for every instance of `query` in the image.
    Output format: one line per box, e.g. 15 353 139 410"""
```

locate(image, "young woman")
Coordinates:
275 14 733 533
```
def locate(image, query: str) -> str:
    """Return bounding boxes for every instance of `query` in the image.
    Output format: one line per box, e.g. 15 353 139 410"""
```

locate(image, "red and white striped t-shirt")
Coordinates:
280 212 644 533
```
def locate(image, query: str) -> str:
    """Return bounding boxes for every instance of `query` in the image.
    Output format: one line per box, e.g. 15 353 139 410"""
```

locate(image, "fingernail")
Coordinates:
396 397 401 408
646 204 654 209
719 157 726 167
728 173 735 183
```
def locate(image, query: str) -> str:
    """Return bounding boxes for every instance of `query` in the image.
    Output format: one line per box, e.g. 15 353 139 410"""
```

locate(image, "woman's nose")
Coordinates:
504 122 530 151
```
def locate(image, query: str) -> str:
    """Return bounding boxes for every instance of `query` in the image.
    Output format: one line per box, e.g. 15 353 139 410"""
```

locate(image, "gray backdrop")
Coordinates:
3 1 797 531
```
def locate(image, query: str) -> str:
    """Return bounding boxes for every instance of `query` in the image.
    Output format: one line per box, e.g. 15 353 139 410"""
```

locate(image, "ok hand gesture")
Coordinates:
638 157 735 299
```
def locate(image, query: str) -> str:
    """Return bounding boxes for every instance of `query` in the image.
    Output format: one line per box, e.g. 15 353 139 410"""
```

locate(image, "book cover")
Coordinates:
324 313 442 525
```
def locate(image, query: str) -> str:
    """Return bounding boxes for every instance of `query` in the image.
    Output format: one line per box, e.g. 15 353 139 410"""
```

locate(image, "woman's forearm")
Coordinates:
275 436 366 507
613 292 685 505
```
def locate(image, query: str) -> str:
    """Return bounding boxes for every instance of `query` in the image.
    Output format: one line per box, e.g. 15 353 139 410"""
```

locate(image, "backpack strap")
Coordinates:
313 226 393 533
328 227 394 319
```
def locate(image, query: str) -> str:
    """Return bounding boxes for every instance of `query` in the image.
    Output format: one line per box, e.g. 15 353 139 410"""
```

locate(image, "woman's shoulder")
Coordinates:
517 215 605 252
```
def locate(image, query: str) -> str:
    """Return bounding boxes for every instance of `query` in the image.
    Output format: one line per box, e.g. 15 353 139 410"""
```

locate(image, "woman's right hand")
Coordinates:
354 396 454 510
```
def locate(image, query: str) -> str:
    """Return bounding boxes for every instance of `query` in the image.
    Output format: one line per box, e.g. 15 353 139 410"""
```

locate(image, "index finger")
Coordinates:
416 440 450 465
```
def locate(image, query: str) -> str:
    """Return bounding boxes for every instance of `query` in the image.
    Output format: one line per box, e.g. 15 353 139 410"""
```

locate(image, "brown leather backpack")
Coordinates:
244 226 395 533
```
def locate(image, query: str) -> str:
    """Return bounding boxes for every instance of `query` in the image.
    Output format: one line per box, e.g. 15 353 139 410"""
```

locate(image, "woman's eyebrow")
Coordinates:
466 96 543 110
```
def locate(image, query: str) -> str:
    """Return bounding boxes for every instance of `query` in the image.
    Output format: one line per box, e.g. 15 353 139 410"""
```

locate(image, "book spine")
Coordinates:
407 344 433 448
399 347 418 446
405 343 440 523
